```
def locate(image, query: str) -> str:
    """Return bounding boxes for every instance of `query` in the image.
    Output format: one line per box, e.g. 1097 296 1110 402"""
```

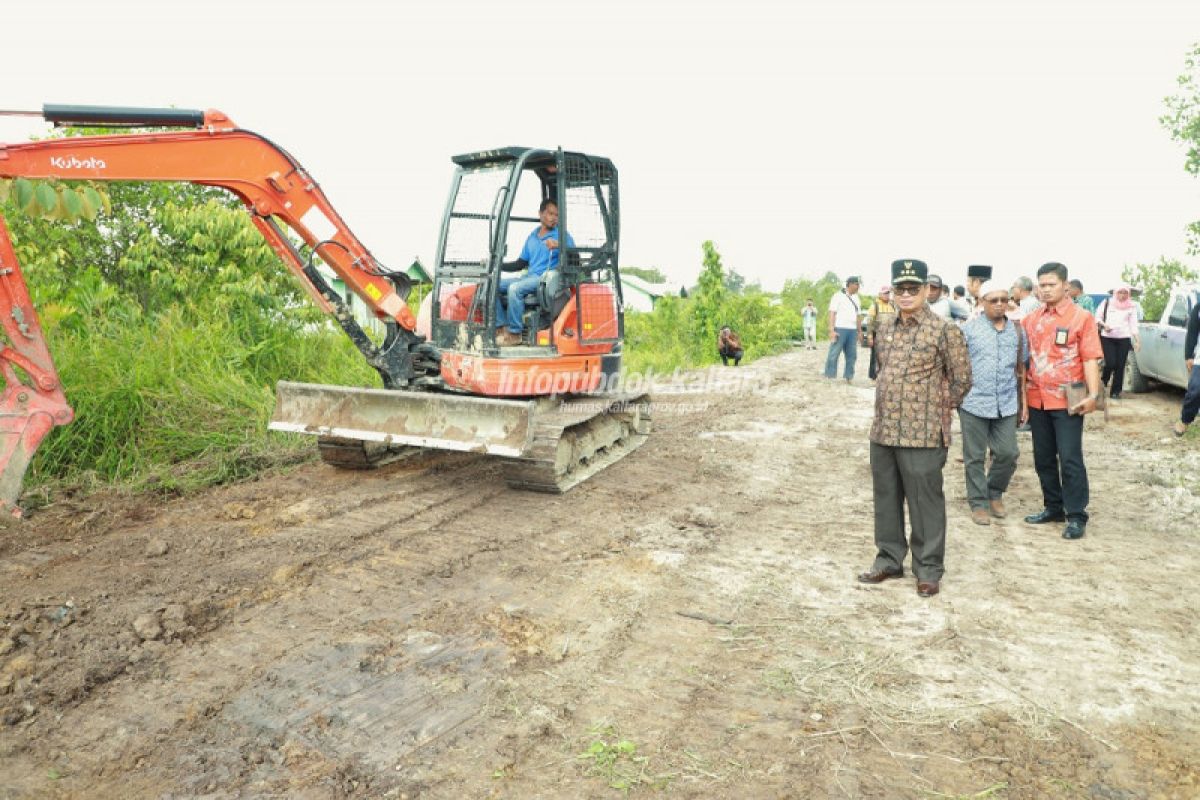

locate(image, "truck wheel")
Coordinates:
1125 353 1150 393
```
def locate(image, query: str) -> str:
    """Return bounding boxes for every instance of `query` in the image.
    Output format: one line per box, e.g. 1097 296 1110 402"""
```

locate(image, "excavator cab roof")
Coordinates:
451 148 549 167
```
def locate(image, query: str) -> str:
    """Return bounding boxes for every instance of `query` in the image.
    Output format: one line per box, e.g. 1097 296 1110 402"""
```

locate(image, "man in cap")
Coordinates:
824 275 862 382
958 281 1027 526
926 274 952 319
966 265 993 312
857 259 972 598
1021 262 1103 539
864 285 897 380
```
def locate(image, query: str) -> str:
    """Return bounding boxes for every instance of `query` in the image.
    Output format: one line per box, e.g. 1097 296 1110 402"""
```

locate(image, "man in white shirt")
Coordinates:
926 274 952 319
824 276 862 382
1009 276 1039 320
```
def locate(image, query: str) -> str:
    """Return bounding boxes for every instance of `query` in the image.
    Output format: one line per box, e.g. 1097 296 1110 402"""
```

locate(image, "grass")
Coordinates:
27 309 375 498
576 724 669 793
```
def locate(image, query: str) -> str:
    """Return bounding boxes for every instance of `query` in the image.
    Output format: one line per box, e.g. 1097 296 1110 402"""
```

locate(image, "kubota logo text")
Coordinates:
49 156 107 170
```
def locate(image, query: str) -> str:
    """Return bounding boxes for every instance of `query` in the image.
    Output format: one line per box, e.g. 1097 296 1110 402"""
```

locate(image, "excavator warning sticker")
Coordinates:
300 206 338 242
364 283 383 302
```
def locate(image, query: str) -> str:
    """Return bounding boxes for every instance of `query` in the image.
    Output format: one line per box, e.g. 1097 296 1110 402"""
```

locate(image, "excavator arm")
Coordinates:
0 104 431 515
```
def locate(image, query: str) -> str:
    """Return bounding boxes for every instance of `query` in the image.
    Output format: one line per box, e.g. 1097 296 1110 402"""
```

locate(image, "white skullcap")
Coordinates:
978 280 1006 300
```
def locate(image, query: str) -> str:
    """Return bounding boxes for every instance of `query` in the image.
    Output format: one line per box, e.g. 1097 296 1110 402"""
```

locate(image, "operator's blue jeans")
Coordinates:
496 273 542 333
1182 364 1200 425
824 328 858 379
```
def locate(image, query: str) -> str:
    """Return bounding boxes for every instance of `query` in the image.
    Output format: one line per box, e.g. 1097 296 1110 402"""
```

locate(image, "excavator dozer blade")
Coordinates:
268 381 537 456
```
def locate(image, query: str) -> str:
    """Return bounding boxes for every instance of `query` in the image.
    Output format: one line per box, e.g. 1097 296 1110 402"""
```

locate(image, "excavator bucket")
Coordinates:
269 381 537 456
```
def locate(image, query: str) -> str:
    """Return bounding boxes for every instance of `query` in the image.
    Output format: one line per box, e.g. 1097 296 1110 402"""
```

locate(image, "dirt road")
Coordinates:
2 348 1198 799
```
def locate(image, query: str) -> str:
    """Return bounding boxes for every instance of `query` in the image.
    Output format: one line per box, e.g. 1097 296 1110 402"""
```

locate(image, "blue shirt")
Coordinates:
960 315 1026 419
520 226 575 276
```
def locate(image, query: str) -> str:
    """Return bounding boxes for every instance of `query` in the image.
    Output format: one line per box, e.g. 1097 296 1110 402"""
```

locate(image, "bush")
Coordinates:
28 308 374 493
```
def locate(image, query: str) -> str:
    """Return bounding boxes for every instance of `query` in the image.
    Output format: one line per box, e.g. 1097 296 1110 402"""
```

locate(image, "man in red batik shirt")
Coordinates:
1021 262 1103 540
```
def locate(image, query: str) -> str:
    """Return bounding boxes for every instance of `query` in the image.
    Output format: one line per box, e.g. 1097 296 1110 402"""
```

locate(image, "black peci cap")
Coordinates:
967 265 993 280
891 259 928 285
845 275 860 286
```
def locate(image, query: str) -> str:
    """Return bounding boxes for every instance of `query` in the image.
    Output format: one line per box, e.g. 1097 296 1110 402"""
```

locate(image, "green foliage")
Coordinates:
724 267 746 294
1163 43 1200 254
779 272 845 338
621 265 667 283
0 177 109 225
1162 42 1200 178
693 240 728 345
27 310 373 494
1121 257 1199 321
576 725 667 792
623 254 801 375
0 125 373 496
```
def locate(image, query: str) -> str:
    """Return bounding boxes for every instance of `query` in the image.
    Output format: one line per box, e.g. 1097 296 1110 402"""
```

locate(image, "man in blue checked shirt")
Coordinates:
959 280 1028 526
495 198 574 346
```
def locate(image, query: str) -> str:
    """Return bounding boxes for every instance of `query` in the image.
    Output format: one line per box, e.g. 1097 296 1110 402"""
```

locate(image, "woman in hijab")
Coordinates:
1096 285 1141 399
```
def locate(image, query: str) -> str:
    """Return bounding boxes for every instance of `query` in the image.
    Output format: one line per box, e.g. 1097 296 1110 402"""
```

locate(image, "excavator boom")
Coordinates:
0 104 432 514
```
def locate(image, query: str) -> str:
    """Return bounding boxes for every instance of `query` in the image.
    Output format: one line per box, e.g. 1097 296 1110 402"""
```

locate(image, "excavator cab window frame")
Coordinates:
429 149 623 354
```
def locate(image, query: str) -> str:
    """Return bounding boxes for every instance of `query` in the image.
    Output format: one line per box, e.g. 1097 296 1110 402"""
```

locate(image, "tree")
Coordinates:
693 240 727 343
1162 42 1200 254
724 268 746 294
1122 258 1199 321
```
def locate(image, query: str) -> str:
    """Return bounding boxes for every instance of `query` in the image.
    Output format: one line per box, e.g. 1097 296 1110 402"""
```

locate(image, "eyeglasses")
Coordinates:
893 285 923 296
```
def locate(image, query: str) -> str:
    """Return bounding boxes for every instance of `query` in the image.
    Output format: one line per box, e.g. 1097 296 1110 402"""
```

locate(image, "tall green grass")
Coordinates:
27 309 375 495
623 293 800 375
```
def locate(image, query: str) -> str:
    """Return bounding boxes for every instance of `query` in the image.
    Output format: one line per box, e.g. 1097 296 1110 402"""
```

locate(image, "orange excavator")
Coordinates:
0 104 649 515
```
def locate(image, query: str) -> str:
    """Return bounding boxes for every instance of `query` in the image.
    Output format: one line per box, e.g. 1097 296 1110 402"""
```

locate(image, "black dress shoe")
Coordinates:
857 567 904 584
1062 520 1086 539
1024 509 1067 524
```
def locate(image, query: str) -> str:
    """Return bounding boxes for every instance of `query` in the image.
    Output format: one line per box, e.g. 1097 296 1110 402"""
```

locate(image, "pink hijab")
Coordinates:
1111 285 1134 311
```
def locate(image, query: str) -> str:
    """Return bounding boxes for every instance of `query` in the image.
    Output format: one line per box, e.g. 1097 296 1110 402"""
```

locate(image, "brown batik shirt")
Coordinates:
870 306 973 448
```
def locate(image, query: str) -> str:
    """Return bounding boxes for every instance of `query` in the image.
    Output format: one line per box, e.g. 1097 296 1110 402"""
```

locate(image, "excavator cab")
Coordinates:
429 148 623 361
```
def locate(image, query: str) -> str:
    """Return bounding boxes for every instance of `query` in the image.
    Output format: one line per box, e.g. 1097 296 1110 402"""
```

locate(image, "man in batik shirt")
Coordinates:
857 259 972 598
1021 262 1103 540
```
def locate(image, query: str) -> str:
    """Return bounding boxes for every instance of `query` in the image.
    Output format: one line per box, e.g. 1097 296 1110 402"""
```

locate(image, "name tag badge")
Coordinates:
1054 327 1069 347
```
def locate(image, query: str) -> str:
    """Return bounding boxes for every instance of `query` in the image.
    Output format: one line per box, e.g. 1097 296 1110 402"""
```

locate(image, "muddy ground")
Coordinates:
1 347 1198 799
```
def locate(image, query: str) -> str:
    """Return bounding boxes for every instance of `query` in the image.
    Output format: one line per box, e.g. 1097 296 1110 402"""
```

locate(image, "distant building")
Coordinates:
317 257 430 336
620 273 670 312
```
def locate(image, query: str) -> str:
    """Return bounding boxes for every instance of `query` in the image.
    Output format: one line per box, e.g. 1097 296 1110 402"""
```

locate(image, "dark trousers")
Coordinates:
1100 337 1133 397
958 410 1019 510
719 347 743 366
870 442 948 582
1028 407 1089 522
868 345 879 380
1183 364 1200 425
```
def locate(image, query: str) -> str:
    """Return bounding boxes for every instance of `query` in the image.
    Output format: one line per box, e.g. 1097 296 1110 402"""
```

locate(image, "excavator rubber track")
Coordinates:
316 437 423 470
501 392 652 493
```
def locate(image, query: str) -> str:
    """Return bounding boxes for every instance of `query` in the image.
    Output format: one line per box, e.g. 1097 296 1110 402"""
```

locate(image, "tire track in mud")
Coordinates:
0 400 700 796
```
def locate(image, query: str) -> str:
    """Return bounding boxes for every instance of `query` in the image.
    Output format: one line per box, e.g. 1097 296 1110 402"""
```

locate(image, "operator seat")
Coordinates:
523 269 571 330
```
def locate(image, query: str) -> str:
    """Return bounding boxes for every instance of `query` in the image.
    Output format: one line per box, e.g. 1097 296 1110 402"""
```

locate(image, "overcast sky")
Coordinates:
4 0 1199 295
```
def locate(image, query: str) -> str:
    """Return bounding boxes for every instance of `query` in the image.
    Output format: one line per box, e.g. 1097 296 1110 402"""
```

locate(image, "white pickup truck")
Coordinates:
1125 285 1199 392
